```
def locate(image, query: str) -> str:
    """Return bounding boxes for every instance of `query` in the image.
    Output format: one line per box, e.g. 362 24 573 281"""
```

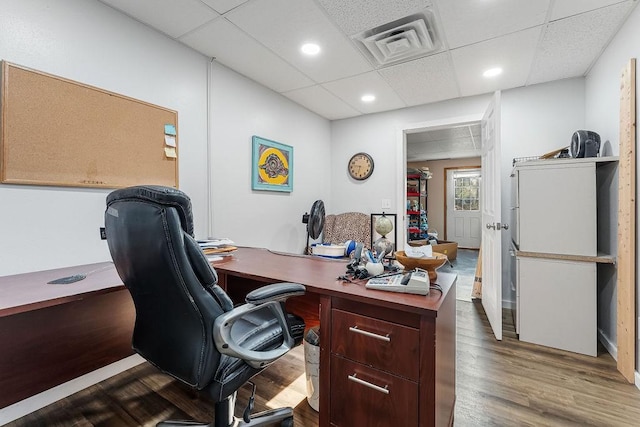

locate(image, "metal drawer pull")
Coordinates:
349 326 390 342
348 374 390 394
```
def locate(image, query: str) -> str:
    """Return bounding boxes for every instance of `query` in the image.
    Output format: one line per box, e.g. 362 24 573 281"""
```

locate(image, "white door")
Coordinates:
446 168 482 248
481 92 502 341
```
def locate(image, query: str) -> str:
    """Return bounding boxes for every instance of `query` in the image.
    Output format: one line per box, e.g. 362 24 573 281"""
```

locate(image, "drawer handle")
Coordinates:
349 326 390 342
348 374 390 394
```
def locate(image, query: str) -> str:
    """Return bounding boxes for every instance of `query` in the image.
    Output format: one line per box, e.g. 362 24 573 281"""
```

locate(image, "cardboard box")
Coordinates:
408 239 458 261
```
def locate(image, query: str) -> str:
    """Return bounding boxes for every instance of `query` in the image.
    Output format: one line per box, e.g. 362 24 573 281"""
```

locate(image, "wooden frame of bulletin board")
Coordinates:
0 61 178 188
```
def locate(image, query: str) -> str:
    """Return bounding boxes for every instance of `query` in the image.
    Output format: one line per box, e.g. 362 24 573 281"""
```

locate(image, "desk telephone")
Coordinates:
365 269 430 295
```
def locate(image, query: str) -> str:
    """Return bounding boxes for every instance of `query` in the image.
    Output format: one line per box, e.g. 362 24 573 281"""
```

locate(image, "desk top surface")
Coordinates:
213 247 456 316
0 247 456 318
0 262 121 316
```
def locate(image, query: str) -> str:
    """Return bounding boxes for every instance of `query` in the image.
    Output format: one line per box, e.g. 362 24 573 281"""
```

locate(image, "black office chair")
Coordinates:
104 185 306 427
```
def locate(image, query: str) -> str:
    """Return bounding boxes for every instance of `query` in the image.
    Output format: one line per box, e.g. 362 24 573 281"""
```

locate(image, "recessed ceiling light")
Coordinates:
301 43 321 56
361 94 376 103
483 67 503 78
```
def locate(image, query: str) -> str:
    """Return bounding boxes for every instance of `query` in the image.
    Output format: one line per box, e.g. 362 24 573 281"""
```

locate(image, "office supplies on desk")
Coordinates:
311 243 346 258
47 263 114 285
198 238 237 257
197 238 235 248
366 269 430 295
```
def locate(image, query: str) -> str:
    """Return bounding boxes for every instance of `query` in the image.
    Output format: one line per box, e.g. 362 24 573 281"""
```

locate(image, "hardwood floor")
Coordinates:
7 300 640 426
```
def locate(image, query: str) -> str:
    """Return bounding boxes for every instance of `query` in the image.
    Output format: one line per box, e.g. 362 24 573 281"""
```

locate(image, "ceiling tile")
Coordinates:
199 0 249 14
408 125 480 144
225 0 373 83
550 0 628 20
98 0 219 38
407 140 480 160
379 53 459 106
179 18 314 92
435 0 550 49
407 124 482 160
446 138 478 151
282 85 361 120
315 0 432 35
322 72 406 114
451 27 542 97
528 2 632 85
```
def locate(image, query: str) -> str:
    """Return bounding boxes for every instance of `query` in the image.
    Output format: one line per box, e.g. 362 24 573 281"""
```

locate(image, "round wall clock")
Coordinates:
348 152 374 180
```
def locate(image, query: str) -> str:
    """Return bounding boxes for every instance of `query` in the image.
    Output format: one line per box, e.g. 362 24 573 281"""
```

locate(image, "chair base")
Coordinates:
156 392 294 427
157 409 293 427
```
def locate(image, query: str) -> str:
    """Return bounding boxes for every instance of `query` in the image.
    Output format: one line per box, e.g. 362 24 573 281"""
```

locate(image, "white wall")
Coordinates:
330 94 491 218
331 78 586 305
209 63 331 253
0 0 331 276
585 4 640 376
0 0 209 276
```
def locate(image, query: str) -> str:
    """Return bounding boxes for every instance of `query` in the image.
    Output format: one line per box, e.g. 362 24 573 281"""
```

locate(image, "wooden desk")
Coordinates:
0 249 456 426
213 248 456 427
0 263 135 408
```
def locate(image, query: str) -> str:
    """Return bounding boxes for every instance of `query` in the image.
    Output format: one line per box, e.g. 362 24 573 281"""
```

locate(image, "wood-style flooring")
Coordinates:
6 301 640 426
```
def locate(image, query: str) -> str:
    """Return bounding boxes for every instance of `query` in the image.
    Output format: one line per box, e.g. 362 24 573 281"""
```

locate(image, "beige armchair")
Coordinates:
323 212 371 249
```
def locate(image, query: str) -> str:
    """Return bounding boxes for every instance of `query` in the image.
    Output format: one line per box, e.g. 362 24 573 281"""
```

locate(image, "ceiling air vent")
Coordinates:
352 12 441 67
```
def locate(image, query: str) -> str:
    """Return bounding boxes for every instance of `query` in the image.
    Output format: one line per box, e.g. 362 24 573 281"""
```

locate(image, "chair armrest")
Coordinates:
245 282 305 305
213 283 305 369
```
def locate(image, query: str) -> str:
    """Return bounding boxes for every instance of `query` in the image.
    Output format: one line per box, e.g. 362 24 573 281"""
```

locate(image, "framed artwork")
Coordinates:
371 213 397 252
251 135 293 192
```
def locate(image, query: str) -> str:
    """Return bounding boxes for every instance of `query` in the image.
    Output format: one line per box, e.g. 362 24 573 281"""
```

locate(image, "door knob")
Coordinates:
486 223 496 230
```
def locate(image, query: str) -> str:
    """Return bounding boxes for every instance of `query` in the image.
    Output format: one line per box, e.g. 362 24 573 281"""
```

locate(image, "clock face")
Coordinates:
348 152 374 180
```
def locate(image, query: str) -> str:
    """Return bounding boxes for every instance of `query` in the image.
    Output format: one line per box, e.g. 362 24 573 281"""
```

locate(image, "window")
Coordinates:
454 172 480 211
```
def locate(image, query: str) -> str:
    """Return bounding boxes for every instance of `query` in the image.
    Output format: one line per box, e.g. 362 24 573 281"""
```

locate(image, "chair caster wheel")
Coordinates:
280 417 294 427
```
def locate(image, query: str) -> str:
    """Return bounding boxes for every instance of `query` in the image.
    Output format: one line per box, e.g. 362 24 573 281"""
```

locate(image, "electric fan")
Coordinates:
302 200 325 254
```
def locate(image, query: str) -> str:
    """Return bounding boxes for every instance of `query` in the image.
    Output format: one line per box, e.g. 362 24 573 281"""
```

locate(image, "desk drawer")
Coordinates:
331 308 419 380
330 355 418 426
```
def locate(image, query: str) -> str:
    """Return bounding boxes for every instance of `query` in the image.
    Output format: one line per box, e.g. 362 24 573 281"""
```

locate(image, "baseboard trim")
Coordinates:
0 354 144 425
636 371 640 391
502 299 515 310
597 328 617 360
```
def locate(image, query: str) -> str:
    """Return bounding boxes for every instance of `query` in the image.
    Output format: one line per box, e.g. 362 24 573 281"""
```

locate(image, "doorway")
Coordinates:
445 167 482 249
397 93 504 342
400 117 483 302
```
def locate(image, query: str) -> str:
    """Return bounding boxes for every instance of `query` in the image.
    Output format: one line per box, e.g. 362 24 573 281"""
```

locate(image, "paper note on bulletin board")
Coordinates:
0 61 178 188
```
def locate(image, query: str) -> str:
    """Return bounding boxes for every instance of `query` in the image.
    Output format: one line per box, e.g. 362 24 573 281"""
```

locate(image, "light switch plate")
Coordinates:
381 198 391 209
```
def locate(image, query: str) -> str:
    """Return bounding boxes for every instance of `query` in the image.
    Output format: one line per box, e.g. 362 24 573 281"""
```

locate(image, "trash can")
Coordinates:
304 326 320 411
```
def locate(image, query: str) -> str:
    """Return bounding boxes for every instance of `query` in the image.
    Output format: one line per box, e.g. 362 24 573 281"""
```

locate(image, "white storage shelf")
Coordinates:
511 157 618 356
517 162 597 257
518 257 597 356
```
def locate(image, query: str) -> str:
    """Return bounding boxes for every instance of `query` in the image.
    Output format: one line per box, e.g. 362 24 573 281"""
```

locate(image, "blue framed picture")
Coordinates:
251 135 293 192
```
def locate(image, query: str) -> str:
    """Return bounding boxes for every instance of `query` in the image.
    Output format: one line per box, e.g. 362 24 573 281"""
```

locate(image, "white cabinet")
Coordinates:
511 157 617 356
518 257 597 356
516 162 597 256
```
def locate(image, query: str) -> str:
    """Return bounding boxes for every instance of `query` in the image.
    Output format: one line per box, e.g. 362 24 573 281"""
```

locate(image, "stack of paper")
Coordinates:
197 238 237 259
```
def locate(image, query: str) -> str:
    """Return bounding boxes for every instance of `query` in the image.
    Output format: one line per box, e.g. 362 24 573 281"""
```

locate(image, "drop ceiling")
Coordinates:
407 123 482 161
98 0 638 121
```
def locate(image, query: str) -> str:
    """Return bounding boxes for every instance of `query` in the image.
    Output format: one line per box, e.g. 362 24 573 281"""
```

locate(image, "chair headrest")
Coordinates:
106 185 194 236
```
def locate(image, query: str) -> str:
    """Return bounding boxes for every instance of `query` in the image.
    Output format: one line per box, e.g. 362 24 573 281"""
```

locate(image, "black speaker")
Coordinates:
570 130 601 158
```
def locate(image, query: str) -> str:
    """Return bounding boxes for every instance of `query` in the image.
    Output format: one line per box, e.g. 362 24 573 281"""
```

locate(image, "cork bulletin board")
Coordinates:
0 61 178 188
